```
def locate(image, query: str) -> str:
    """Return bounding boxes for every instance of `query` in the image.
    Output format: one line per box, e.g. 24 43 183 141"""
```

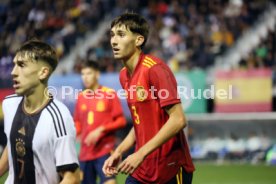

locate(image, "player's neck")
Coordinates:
123 50 142 75
23 85 50 114
89 83 100 91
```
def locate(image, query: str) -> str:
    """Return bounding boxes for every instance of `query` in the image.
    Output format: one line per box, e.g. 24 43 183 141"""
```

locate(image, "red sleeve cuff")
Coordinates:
160 99 181 108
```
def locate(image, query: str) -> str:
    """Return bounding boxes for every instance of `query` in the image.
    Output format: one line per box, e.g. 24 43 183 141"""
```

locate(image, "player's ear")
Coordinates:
136 35 144 47
38 66 50 80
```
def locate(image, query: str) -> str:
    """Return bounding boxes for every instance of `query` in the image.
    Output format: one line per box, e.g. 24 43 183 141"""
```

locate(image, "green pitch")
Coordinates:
116 163 276 184
1 163 275 184
0 173 7 184
192 163 276 184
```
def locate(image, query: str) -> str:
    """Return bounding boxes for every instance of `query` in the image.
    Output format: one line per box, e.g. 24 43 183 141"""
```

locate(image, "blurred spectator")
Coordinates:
260 131 272 152
73 0 272 73
188 128 275 163
225 133 246 160
0 0 274 85
239 31 275 69
246 131 262 161
0 0 114 82
203 132 224 160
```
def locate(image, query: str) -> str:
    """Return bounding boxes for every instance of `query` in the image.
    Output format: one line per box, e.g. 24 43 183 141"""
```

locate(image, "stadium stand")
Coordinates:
69 0 274 73
0 0 115 87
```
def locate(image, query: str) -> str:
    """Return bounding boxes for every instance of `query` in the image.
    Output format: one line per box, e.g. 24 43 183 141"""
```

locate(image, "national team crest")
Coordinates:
16 138 26 157
136 86 147 101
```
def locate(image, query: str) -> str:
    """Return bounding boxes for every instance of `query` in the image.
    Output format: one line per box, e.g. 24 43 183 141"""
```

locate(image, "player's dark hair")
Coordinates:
81 60 100 71
16 39 58 71
111 12 149 48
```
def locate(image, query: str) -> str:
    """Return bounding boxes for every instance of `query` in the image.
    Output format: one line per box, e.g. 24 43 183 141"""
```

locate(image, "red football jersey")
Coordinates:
120 53 195 183
74 86 125 161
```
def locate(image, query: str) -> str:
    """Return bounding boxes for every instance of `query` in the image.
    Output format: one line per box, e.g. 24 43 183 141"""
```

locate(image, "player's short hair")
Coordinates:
16 39 58 71
111 12 149 48
81 60 100 71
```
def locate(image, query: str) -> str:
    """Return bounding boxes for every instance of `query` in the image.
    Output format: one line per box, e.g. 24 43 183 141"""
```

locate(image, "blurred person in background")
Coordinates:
74 60 126 184
103 12 195 184
246 131 262 161
203 132 224 160
225 133 246 160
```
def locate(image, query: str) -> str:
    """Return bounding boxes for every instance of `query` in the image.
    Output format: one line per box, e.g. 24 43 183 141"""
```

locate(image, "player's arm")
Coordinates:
114 127 136 155
102 115 126 132
101 92 127 133
54 103 80 183
59 169 80 184
88 114 126 139
132 103 185 158
102 127 135 176
0 146 9 176
85 94 127 146
117 103 186 174
73 96 82 136
85 115 126 146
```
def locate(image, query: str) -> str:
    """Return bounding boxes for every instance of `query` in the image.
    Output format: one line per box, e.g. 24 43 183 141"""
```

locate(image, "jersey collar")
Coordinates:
127 52 145 78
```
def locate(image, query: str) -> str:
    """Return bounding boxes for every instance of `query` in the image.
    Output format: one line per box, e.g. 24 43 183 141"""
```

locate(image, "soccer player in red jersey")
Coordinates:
74 60 126 184
102 13 195 184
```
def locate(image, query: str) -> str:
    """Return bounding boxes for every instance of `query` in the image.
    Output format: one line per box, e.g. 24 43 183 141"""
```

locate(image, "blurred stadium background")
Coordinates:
0 0 276 183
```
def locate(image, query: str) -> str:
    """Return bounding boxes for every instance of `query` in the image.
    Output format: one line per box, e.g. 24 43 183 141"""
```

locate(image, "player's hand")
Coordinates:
117 151 145 175
102 151 122 176
84 126 104 146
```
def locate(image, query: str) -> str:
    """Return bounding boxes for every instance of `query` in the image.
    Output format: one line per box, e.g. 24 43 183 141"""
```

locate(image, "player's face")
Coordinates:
11 53 42 95
110 25 139 61
81 67 99 89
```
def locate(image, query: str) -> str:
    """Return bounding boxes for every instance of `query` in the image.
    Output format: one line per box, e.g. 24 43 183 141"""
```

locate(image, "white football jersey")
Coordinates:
3 94 79 184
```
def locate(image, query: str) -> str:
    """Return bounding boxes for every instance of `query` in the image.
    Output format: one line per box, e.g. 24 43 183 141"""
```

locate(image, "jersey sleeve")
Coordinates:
149 64 180 108
110 92 125 118
54 105 79 172
2 96 22 135
103 93 126 132
73 94 82 135
2 99 7 134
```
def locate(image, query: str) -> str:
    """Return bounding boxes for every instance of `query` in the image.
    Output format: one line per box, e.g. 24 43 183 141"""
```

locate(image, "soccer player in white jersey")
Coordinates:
0 40 80 184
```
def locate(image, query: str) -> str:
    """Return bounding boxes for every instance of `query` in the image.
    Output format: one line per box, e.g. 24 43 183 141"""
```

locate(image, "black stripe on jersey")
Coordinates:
46 107 60 138
49 103 65 136
56 163 79 172
48 105 63 137
10 99 41 183
4 94 20 99
52 102 67 136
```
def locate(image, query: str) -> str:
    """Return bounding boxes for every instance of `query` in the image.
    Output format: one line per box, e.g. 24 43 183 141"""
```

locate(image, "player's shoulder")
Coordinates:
101 86 115 93
3 94 22 107
78 90 87 98
143 55 169 72
51 98 70 111
4 93 21 100
45 98 74 138
47 98 71 117
141 55 164 69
